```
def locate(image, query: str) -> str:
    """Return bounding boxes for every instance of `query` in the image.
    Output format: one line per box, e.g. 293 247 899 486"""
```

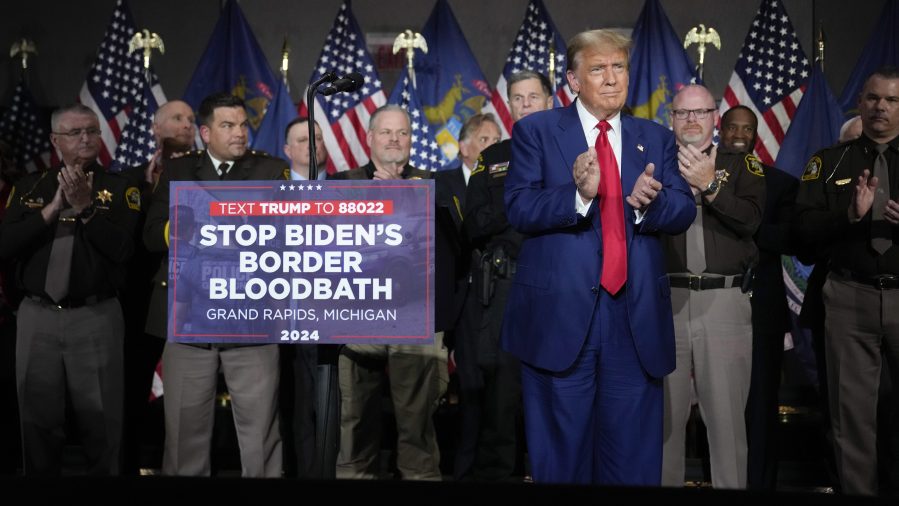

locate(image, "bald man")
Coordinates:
141 100 197 184
120 99 196 474
662 85 765 489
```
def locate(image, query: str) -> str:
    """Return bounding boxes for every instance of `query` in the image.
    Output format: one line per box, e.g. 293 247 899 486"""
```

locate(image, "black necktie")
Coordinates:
45 208 77 303
871 144 891 254
219 162 231 180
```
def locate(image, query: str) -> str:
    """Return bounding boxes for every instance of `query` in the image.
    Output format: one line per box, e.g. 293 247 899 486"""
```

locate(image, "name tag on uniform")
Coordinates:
834 178 852 186
489 162 509 176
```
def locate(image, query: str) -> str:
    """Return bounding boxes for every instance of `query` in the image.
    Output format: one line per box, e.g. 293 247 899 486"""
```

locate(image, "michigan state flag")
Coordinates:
252 78 297 163
397 0 492 165
627 0 697 127
183 0 281 144
775 63 842 179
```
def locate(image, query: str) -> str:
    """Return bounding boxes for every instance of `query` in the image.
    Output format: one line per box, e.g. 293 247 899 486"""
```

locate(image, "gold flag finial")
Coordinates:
684 24 721 82
128 29 165 71
10 38 38 70
280 36 290 80
393 29 428 88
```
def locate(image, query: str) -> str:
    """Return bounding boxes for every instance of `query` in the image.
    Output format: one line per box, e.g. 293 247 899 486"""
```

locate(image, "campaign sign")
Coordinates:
166 179 434 345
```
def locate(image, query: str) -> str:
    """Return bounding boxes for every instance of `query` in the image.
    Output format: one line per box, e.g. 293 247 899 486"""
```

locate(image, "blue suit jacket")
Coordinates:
500 104 695 378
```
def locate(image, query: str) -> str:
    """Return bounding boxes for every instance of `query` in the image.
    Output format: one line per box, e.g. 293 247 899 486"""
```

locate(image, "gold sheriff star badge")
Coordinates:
96 189 113 204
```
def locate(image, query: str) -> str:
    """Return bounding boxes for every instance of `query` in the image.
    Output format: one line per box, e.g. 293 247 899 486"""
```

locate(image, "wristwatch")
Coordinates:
77 204 96 220
701 178 720 196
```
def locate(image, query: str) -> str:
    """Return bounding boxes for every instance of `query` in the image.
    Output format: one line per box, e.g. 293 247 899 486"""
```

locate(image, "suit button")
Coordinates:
591 286 599 294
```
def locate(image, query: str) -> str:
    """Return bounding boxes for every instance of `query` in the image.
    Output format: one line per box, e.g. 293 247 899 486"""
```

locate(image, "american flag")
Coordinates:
491 0 573 138
0 78 55 173
78 0 166 167
109 78 159 172
299 0 386 174
391 74 443 171
718 0 809 165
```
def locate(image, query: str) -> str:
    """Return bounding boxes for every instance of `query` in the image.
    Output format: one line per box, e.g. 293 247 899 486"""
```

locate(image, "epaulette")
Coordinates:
821 139 855 152
249 149 274 158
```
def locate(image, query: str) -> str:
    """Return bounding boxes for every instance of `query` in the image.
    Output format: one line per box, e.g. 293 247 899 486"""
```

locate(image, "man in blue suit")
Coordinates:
501 29 695 485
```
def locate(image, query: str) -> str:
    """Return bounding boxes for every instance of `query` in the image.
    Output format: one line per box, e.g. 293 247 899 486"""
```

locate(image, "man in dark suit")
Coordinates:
143 92 288 477
501 29 695 485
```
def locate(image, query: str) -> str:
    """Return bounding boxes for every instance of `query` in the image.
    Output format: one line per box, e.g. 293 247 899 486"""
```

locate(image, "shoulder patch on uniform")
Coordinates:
802 156 823 181
488 162 509 176
125 187 141 211
744 154 765 177
282 168 291 180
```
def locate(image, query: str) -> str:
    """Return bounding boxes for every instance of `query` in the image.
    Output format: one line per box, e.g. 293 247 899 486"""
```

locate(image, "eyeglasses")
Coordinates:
53 128 102 138
671 108 716 120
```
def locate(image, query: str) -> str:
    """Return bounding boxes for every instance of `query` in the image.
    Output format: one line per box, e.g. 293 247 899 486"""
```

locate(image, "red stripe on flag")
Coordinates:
557 88 573 107
491 92 514 134
754 137 774 166
722 87 739 110
781 95 797 119
344 107 368 160
762 109 786 143
331 120 359 170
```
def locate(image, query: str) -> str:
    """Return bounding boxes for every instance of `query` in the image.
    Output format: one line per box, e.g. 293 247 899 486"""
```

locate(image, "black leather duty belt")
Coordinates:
832 268 899 290
668 274 743 291
26 293 114 310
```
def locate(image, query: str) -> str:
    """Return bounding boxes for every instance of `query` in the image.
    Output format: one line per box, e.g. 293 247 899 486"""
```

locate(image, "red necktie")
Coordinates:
596 120 627 294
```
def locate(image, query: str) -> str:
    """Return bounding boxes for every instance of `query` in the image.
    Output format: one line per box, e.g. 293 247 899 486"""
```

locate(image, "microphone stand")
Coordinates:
306 72 335 181
304 70 339 480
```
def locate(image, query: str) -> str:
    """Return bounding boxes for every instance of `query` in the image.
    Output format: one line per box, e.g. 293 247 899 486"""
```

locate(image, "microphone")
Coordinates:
319 72 365 96
310 71 338 90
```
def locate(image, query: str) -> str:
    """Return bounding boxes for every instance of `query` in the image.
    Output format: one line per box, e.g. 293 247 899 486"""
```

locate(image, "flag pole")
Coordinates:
548 39 557 96
280 36 290 84
816 23 826 71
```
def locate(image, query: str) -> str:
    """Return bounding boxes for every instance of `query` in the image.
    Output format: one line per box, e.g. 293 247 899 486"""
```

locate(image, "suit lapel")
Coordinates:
227 155 254 180
194 153 218 181
450 168 466 209
620 115 647 245
553 103 588 175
